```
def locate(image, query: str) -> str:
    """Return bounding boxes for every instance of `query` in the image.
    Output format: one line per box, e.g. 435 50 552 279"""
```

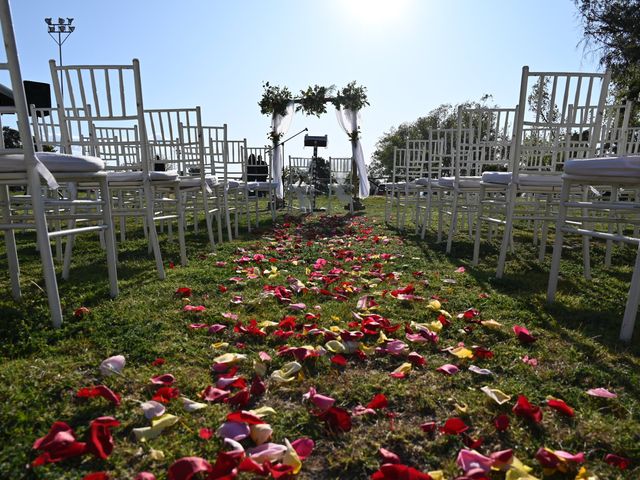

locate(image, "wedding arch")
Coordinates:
258 82 370 200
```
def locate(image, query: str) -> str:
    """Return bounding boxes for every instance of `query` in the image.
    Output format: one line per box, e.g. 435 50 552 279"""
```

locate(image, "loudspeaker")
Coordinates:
0 81 51 114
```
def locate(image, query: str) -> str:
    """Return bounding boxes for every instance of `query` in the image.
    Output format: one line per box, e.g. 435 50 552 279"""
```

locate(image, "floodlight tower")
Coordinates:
45 17 75 98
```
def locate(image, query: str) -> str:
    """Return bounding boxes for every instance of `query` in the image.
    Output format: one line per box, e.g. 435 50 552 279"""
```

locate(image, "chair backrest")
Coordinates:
429 128 456 179
512 67 611 176
224 138 247 183
244 146 272 182
329 157 352 185
391 147 407 184
30 105 92 154
0 0 38 169
403 139 427 183
456 106 517 178
90 125 140 170
626 127 640 156
188 124 227 179
287 156 313 186
597 102 633 156
49 58 151 176
144 107 204 176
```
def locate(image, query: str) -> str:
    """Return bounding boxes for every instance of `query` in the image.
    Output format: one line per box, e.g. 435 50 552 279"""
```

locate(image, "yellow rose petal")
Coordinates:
450 347 474 359
213 352 246 365
250 423 273 445
428 471 446 480
392 362 412 375
325 340 346 353
480 386 512 405
149 448 165 461
481 319 503 329
249 406 277 418
283 438 303 474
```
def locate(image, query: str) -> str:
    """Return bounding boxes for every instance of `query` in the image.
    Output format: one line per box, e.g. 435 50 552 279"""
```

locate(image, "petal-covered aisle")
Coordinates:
4 212 640 479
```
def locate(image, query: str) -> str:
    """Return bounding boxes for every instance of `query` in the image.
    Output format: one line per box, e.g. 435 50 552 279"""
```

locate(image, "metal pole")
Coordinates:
58 31 63 99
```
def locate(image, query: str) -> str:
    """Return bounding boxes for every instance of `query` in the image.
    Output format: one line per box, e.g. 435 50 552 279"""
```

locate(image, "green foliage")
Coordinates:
297 84 336 117
259 82 292 118
527 77 560 123
575 0 640 122
3 126 21 148
332 81 370 112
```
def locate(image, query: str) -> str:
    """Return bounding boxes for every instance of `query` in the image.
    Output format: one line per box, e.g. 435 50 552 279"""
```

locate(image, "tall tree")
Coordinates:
3 126 21 148
574 0 640 111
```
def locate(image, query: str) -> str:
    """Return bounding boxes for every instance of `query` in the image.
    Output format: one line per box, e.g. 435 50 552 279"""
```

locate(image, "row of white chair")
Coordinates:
385 67 640 340
0 0 288 327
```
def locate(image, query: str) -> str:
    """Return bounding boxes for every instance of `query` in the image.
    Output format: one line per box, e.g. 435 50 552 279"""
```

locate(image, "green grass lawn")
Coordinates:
0 197 638 479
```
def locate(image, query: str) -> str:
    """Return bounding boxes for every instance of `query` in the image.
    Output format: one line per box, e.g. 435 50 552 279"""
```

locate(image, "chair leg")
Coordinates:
99 177 119 298
538 193 552 262
118 192 126 243
547 181 571 303
446 192 459 254
496 186 517 279
420 188 431 240
202 192 216 251
1 185 21 300
175 185 187 267
620 242 640 341
580 188 592 281
604 186 618 268
472 186 486 266
145 184 166 280
62 182 78 280
437 195 444 243
28 171 63 328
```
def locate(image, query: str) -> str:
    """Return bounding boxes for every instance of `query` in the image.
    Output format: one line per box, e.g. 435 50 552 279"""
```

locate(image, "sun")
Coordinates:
341 0 413 26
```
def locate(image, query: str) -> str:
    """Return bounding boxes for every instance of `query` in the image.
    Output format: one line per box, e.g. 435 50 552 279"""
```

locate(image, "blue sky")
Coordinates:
11 0 599 167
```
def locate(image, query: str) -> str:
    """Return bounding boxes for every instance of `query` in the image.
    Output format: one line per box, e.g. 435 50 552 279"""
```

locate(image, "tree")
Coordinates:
369 96 494 179
574 0 640 120
3 126 21 148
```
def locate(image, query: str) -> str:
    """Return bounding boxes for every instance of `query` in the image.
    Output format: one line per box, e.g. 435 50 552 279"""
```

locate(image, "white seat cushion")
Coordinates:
107 170 179 183
481 171 511 184
0 152 104 173
481 171 562 187
247 181 277 190
413 177 435 186
564 156 640 178
225 180 243 190
179 175 218 188
438 176 482 188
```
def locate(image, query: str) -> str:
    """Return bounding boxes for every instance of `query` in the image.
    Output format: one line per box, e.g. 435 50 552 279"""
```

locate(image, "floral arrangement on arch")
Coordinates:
259 81 369 117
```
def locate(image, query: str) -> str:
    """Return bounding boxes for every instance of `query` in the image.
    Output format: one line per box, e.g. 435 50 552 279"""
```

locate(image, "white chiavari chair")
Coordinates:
0 0 117 327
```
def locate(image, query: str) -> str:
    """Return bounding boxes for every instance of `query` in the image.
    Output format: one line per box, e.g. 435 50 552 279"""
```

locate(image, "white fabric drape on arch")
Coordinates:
335 107 369 198
271 102 294 199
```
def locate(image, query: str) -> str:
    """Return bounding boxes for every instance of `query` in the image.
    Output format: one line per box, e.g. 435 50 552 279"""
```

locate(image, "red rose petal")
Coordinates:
493 414 510 432
604 453 631 470
547 398 575 417
439 417 469 435
167 457 213 480
512 395 543 423
366 393 388 410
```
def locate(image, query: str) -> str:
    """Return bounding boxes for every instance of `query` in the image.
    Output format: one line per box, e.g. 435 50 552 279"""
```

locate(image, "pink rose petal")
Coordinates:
291 437 314 460
437 364 460 375
216 421 250 441
586 388 617 398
